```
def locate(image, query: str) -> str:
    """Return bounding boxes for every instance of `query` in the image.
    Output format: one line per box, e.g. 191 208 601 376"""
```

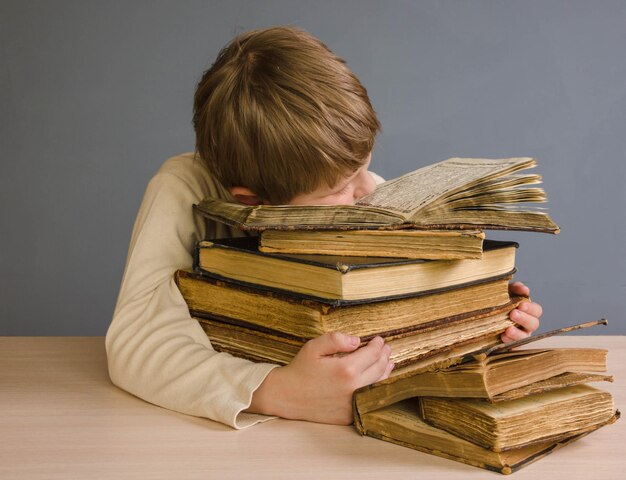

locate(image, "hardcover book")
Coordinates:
175 269 513 339
358 398 618 474
258 228 485 259
419 384 617 452
193 237 517 301
194 297 523 369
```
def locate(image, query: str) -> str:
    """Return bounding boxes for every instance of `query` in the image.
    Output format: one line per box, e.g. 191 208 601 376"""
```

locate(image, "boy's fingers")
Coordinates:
306 332 360 357
508 282 530 296
360 352 394 387
339 336 388 375
517 301 543 319
502 325 531 342
380 360 395 381
510 309 540 334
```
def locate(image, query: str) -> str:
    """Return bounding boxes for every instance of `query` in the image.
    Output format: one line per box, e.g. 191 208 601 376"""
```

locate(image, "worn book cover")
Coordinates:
358 398 618 475
175 269 513 339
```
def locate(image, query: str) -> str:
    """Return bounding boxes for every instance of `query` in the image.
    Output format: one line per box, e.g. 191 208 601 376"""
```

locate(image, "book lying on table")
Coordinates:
193 237 517 301
194 298 523 369
419 384 617 452
352 347 612 415
258 229 485 259
195 157 559 233
358 398 618 475
175 269 513 339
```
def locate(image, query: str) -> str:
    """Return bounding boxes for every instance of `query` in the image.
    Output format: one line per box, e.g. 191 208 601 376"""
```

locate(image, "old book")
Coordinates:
175 269 513 339
195 157 559 233
194 298 523 369
352 320 611 418
259 229 485 259
358 398 618 474
419 384 617 452
352 348 612 415
194 237 517 301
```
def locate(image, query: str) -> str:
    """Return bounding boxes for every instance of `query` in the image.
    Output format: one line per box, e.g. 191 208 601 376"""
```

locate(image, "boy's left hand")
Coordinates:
502 281 543 343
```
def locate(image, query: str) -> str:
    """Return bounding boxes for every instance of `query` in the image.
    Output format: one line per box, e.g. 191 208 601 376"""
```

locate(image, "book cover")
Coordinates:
175 269 514 339
358 398 619 474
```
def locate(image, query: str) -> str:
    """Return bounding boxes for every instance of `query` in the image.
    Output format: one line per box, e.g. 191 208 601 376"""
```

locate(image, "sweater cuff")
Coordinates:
231 362 281 429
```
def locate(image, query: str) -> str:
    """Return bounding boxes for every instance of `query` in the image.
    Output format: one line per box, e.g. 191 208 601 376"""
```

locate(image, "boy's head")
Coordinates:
193 26 381 205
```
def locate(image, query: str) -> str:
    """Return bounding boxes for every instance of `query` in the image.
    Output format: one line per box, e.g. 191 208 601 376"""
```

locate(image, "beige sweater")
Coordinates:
106 153 278 428
106 152 384 429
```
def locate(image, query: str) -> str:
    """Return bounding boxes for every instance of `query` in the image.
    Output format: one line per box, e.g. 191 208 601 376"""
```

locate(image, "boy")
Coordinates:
106 26 542 429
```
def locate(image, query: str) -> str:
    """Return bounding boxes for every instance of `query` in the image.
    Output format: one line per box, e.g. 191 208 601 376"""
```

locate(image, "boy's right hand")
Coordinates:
246 332 394 425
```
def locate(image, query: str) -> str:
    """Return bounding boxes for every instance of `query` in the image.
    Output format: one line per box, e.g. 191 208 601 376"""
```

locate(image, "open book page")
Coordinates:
492 372 614 403
445 173 543 201
433 384 613 419
194 197 403 230
357 157 537 216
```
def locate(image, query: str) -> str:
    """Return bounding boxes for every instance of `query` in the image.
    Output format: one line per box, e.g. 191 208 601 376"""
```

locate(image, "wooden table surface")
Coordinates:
1 335 624 479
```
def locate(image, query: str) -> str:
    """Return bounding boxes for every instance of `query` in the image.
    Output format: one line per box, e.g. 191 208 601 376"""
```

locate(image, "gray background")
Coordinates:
1 0 624 336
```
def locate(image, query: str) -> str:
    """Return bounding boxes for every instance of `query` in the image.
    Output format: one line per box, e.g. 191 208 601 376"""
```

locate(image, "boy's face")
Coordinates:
287 154 376 206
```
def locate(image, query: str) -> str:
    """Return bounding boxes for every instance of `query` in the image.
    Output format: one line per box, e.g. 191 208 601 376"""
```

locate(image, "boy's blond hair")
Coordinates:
193 26 381 204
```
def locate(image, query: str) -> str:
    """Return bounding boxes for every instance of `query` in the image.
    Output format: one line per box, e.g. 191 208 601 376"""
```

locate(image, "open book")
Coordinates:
354 320 619 474
352 348 611 414
353 320 610 418
195 157 560 233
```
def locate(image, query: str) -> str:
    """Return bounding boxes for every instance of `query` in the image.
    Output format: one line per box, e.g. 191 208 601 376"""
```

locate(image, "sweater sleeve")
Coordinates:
105 169 278 429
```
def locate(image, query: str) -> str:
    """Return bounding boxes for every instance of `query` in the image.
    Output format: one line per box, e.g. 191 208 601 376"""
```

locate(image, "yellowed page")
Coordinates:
357 157 537 215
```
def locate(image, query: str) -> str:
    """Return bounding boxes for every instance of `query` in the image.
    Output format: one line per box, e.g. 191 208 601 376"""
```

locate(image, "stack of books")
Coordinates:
179 157 618 474
353 321 618 474
179 236 522 368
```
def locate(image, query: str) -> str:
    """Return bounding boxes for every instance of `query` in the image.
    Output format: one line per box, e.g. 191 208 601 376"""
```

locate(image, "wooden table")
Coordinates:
1 336 624 479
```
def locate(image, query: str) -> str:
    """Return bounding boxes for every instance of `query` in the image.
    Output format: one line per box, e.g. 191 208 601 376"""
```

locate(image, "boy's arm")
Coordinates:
248 333 393 424
107 159 393 427
106 166 278 429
